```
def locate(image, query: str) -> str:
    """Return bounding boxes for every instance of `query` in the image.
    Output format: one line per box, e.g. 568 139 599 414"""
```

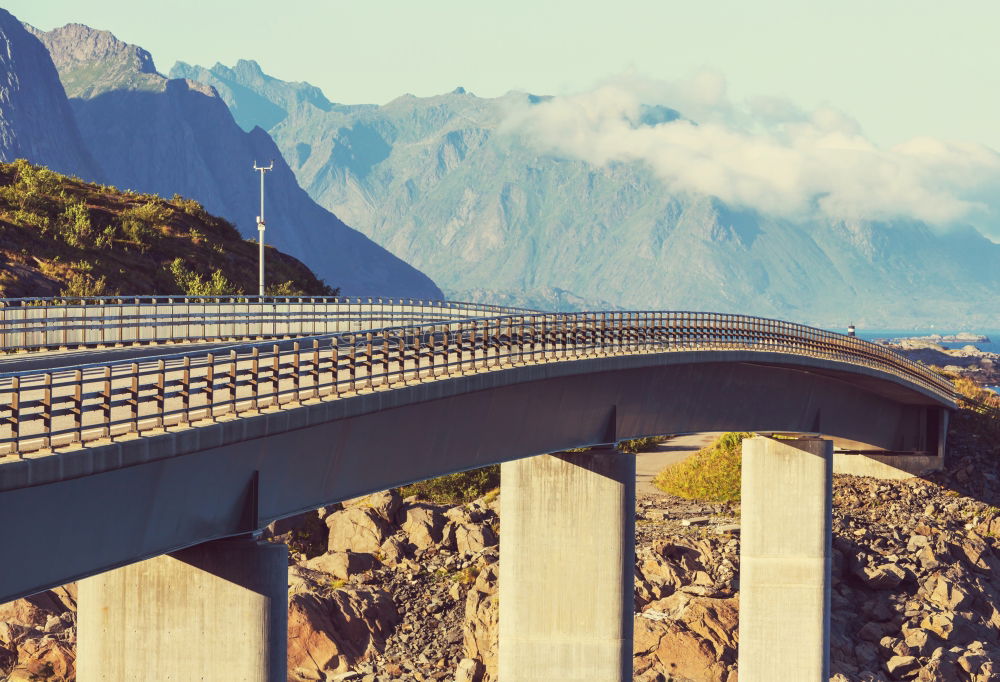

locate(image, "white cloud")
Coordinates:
503 72 1000 237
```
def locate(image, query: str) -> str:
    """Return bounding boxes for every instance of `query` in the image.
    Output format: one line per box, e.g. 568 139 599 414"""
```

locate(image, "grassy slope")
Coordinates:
0 159 336 298
653 432 750 503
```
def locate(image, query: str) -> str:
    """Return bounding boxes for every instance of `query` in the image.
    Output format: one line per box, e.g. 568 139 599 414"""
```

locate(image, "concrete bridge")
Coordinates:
0 295 956 681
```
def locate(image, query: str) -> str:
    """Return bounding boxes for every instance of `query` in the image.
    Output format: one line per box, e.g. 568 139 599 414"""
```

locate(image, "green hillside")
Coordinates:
0 159 337 298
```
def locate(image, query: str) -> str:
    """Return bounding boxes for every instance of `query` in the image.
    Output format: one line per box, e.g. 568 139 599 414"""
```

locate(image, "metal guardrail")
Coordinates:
0 295 535 351
0 310 956 458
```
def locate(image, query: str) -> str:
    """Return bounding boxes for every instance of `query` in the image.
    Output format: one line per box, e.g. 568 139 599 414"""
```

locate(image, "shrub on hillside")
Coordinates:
119 202 165 252
618 435 668 453
59 201 93 248
398 465 500 505
653 432 751 502
59 271 108 297
168 258 241 296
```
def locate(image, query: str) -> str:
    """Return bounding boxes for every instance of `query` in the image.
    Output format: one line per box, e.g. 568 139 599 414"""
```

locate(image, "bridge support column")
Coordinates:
499 447 635 682
738 436 832 681
78 536 287 682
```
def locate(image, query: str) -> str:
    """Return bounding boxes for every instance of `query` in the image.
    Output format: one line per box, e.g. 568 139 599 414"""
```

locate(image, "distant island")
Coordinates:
900 332 991 344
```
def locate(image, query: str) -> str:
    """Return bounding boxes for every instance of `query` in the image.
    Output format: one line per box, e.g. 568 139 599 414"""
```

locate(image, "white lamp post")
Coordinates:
253 161 274 297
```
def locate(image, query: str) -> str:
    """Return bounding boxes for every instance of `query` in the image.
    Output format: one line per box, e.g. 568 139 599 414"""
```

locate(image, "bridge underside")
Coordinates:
0 350 948 601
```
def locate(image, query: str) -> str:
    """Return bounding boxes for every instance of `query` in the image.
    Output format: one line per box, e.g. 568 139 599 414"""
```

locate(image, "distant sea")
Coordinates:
849 328 1000 395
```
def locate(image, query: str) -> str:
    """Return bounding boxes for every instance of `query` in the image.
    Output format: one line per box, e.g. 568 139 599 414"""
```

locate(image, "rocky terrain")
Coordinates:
2 412 1000 681
893 342 1000 387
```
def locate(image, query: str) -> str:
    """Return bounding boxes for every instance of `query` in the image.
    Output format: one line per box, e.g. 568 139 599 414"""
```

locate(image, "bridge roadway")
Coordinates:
0 297 957 682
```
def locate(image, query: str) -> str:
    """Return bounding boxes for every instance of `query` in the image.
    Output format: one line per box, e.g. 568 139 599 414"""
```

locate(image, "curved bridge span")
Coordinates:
0 298 958 682
0 302 954 601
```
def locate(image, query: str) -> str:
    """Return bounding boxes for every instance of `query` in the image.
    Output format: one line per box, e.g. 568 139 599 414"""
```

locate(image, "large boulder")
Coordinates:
304 551 378 581
463 563 499 682
287 588 399 682
926 575 973 611
453 522 498 557
633 593 739 682
343 490 402 523
326 507 393 554
455 656 485 682
378 536 410 567
397 502 446 551
855 562 906 590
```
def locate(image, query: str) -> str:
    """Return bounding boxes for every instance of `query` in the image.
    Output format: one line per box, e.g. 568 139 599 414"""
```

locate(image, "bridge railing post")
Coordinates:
381 329 391 386
72 369 83 445
101 367 111 437
39 373 52 450
472 321 479 372
399 328 408 382
250 347 260 410
204 355 215 422
270 345 280 407
128 364 138 435
292 342 301 401
517 316 525 365
9 376 20 456
505 318 513 365
541 316 548 362
560 314 568 358
330 339 340 397
365 333 374 391
229 350 238 416
312 339 321 398
428 327 437 378
155 360 165 429
177 356 190 425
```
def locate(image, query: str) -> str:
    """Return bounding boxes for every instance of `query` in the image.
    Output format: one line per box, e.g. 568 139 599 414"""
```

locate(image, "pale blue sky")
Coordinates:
8 1 1000 149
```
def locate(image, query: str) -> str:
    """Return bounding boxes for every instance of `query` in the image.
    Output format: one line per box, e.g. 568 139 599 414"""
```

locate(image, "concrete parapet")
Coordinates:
833 452 942 479
739 436 832 681
498 448 635 681
77 537 287 682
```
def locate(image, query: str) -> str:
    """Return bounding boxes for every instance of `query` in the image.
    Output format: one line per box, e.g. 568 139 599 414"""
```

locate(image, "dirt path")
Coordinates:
635 432 721 496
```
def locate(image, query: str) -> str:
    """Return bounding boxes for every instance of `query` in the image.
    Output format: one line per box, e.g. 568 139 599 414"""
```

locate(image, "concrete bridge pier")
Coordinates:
738 436 833 681
498 447 635 682
77 536 287 682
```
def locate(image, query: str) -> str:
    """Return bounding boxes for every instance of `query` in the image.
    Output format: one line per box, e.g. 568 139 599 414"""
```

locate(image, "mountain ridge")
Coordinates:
26 23 441 299
174 59 1000 328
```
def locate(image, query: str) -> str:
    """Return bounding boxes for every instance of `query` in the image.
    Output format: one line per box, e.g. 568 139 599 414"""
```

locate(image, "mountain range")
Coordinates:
171 59 1000 328
0 12 440 299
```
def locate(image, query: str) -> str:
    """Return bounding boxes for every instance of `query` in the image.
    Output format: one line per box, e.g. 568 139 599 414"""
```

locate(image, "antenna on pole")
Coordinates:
253 161 274 297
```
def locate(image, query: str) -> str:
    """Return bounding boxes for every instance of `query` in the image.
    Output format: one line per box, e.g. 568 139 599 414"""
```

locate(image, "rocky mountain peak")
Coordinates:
169 58 334 132
27 23 157 74
27 22 162 98
233 58 265 77
0 10 100 179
